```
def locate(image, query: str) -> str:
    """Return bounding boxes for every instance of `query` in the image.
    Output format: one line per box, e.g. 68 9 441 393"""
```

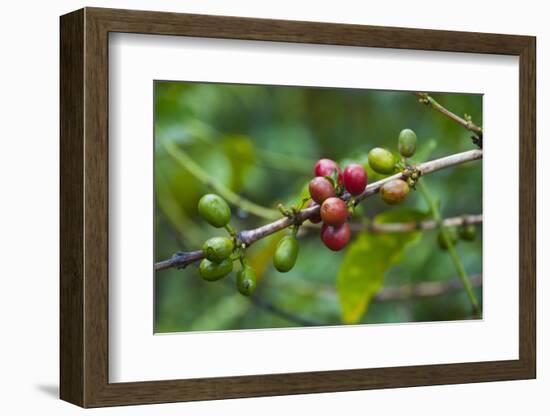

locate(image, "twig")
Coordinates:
417 180 480 314
346 214 481 233
413 92 483 143
155 149 482 271
162 140 280 220
374 274 482 302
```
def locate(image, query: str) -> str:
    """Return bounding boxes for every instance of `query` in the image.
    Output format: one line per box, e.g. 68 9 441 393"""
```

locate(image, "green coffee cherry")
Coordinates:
197 194 231 228
398 128 417 157
202 236 234 263
273 235 299 273
368 148 395 174
459 224 477 241
199 258 233 281
236 265 257 296
437 227 459 250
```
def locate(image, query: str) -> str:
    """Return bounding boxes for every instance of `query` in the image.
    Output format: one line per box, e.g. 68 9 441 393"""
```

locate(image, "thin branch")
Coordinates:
417 180 480 314
374 274 482 302
413 92 483 142
162 140 280 220
250 275 482 325
341 214 482 233
155 250 204 271
155 149 482 271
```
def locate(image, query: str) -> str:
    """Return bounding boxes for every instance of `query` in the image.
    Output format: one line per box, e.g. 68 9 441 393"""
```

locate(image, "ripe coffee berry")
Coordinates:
315 158 343 184
309 177 336 204
198 194 231 228
398 128 417 158
343 163 368 195
380 179 410 205
307 201 322 224
273 235 299 273
320 197 348 226
236 265 257 296
320 222 351 251
368 148 395 175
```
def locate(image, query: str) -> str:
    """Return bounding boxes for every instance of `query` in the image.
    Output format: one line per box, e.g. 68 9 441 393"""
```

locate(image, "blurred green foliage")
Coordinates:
154 81 482 333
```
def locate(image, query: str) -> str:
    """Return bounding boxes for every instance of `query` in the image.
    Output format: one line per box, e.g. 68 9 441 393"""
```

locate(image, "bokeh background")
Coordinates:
154 81 482 333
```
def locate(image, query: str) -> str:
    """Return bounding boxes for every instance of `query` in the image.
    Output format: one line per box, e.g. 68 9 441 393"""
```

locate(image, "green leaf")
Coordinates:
337 208 428 324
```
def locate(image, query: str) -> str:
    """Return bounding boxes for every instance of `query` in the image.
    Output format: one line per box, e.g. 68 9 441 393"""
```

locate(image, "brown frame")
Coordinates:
60 7 536 408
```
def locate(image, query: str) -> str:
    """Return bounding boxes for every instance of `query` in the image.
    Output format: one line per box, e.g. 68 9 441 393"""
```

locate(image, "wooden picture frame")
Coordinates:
60 7 536 408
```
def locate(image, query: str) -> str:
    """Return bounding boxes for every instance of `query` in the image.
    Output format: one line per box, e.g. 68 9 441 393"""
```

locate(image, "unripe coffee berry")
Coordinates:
459 224 477 241
320 197 348 226
398 128 417 157
380 179 410 205
198 194 231 228
199 258 233 281
438 227 459 250
273 235 299 273
315 158 343 184
307 201 322 224
320 222 351 251
343 163 368 195
309 177 336 204
368 148 395 174
236 265 257 296
202 236 234 263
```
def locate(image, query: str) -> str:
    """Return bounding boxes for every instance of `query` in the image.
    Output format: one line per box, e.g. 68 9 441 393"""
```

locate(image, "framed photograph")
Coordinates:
60 7 536 408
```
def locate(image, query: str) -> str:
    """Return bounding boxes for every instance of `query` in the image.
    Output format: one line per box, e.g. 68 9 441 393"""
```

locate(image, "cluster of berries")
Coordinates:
368 128 418 205
308 159 367 251
197 194 257 296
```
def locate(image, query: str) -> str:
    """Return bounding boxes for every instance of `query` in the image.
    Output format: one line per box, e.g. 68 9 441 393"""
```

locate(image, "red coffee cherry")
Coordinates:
320 222 351 251
307 201 322 224
309 177 336 204
314 158 343 184
343 163 368 195
320 197 348 226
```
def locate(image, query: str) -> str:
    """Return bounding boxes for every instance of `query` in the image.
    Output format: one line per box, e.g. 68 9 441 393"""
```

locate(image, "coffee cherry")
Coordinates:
273 235 299 273
320 222 351 251
368 148 395 174
438 227 459 250
198 194 231 228
307 201 322 224
459 224 477 241
315 158 343 184
320 197 348 226
343 163 368 195
236 265 257 296
380 179 410 205
202 236 234 263
199 258 233 281
309 177 336 204
398 128 417 157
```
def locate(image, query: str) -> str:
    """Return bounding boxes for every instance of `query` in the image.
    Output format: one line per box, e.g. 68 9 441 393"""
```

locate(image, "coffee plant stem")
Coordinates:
347 213 482 233
162 140 280 220
155 149 482 271
417 180 480 314
413 92 483 139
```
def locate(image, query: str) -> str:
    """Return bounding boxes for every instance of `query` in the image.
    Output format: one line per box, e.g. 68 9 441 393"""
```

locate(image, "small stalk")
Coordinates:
417 180 480 315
